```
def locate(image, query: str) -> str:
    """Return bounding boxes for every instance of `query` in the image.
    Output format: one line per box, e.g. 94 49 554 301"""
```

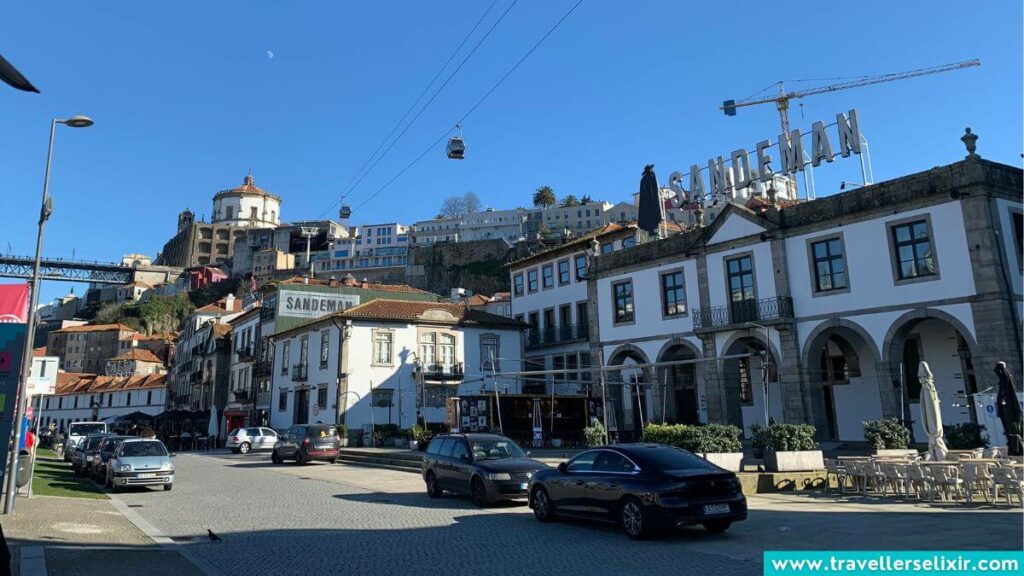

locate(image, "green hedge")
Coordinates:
751 423 817 455
642 423 742 453
944 423 989 449
863 418 911 449
584 420 606 448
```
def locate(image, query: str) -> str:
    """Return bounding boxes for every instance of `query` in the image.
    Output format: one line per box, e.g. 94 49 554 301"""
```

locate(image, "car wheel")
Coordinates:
531 487 555 522
425 472 442 498
329 457 338 465
271 451 281 464
621 497 651 540
702 520 731 533
164 484 173 491
239 442 251 455
471 477 489 507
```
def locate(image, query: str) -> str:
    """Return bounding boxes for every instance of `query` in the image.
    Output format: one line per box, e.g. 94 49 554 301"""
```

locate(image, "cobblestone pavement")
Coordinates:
111 452 1024 576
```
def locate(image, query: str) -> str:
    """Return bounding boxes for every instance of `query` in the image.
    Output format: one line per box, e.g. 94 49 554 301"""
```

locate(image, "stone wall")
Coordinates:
404 239 513 297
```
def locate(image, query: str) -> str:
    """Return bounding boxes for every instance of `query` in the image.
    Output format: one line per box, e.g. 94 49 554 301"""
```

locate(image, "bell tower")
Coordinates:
178 208 195 232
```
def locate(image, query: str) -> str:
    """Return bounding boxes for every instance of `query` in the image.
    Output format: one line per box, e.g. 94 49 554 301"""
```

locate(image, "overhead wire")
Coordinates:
319 0 502 219
351 0 586 215
322 0 519 218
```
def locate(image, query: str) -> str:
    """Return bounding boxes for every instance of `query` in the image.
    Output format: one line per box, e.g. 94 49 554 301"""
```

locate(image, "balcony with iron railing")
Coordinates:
525 323 590 350
237 346 257 362
256 391 271 407
254 360 272 377
416 362 465 381
292 363 308 382
692 296 794 331
231 388 252 403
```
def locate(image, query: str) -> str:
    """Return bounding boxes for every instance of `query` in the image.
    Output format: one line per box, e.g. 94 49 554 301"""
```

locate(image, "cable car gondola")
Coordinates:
447 124 466 160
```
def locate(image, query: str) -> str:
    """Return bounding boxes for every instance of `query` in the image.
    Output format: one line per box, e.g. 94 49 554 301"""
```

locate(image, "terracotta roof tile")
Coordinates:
341 299 523 327
54 323 136 334
54 372 167 395
108 349 163 363
32 346 47 357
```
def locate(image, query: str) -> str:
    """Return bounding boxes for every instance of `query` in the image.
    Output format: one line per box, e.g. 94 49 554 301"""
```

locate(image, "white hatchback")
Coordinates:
226 427 279 454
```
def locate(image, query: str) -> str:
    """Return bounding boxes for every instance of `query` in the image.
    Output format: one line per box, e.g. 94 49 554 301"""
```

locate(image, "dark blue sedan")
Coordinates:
528 443 747 539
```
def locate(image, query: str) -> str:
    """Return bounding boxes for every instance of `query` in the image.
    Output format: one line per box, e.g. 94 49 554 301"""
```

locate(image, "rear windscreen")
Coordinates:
70 423 106 436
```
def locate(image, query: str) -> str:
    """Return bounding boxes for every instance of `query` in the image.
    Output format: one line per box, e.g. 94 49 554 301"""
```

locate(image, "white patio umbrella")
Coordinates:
207 404 219 443
918 361 948 461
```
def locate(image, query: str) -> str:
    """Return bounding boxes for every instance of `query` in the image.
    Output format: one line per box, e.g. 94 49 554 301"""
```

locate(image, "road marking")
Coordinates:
108 495 224 576
20 546 46 576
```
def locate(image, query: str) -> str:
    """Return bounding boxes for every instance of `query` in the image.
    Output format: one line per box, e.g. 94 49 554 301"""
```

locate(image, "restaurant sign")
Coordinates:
278 289 361 319
669 109 863 199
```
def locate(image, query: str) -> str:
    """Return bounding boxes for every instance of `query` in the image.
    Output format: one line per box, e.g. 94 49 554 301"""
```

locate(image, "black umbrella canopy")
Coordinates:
637 164 662 235
109 411 155 425
994 362 1023 456
0 53 39 93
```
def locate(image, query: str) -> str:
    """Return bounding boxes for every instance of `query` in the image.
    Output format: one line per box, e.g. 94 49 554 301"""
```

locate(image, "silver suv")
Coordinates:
227 427 279 454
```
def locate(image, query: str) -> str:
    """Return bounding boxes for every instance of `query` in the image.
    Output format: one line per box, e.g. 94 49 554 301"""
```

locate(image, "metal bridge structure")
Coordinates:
0 254 134 284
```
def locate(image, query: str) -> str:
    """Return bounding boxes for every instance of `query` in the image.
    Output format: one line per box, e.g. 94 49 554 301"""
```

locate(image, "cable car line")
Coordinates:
349 0 586 215
321 0 518 218
319 0 502 219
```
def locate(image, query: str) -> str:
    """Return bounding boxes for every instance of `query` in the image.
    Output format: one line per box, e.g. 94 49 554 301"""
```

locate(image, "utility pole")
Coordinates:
300 226 319 278
489 351 503 434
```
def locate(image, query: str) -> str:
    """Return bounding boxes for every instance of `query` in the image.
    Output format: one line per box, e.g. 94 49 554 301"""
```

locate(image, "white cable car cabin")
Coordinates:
446 136 465 160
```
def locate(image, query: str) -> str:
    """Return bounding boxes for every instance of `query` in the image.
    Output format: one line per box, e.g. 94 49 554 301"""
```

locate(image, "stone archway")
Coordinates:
720 333 782 436
883 308 980 442
606 345 652 441
656 338 703 425
801 319 885 441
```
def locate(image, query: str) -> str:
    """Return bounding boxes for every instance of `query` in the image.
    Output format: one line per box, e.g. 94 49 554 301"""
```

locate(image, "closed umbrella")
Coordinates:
207 404 219 446
918 361 948 461
636 164 663 238
994 362 1023 456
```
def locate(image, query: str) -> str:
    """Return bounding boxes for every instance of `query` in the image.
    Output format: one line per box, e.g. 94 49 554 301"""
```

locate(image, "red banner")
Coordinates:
0 284 29 323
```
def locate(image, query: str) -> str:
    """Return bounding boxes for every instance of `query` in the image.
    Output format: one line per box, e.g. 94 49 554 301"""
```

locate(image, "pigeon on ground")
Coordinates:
207 529 222 542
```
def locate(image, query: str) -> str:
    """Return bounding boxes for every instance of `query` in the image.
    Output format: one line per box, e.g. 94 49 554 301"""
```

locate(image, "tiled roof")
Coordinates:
108 349 163 363
213 174 281 201
274 276 434 295
32 346 47 357
195 297 242 315
212 324 232 338
54 372 167 395
460 294 491 307
340 299 523 328
507 223 635 268
54 323 136 334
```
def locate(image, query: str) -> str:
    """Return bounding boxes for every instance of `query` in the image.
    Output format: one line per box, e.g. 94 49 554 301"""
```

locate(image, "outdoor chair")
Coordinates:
929 465 964 502
905 463 932 500
983 447 1008 459
824 459 849 494
960 461 994 503
879 462 909 497
866 460 888 495
844 461 867 494
990 467 1024 506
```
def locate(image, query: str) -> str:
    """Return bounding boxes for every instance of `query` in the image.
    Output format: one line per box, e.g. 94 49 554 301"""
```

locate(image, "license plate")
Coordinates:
137 473 156 479
86 456 94 462
703 503 730 515
519 482 528 490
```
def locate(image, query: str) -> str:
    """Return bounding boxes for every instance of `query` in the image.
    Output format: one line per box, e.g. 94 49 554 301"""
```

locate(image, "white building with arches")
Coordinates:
588 151 1022 443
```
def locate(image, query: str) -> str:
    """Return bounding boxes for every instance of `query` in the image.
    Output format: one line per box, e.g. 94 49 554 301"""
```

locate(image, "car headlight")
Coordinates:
486 472 512 481
160 464 174 472
118 464 132 472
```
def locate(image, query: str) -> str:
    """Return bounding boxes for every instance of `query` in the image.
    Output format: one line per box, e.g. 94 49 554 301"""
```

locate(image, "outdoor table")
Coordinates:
919 461 961 466
837 456 872 460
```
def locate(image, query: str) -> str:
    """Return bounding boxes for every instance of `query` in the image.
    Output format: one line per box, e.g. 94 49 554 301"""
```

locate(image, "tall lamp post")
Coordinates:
4 115 93 515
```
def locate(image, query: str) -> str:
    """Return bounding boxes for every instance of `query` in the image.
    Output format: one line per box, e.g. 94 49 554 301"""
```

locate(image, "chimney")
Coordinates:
360 277 370 289
224 293 236 311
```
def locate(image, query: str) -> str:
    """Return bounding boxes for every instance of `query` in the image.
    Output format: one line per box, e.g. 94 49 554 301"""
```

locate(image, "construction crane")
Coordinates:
722 59 981 138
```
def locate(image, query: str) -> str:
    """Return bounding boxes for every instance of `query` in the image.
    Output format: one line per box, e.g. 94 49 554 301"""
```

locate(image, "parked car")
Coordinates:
79 433 115 477
62 421 107 462
105 439 175 492
271 424 339 465
71 432 111 476
528 443 747 540
422 433 548 506
227 427 279 454
90 435 134 480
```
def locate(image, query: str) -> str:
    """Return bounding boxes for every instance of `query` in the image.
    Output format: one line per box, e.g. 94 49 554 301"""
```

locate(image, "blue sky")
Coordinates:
2 1 1020 304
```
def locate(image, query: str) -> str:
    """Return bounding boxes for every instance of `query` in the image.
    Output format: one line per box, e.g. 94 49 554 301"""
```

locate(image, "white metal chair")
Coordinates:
844 461 868 494
983 447 1008 459
824 459 849 495
991 467 1024 506
879 462 909 497
906 463 932 500
929 464 965 502
960 461 994 503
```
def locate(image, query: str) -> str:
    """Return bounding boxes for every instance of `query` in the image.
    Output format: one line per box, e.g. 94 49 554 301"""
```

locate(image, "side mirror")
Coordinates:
557 462 568 474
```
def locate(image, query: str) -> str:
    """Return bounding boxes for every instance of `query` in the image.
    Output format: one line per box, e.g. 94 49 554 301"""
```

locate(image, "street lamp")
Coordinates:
746 322 773 427
4 115 93 515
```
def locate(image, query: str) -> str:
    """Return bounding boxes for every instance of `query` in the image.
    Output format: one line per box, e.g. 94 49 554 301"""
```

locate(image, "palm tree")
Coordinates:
560 194 579 207
580 195 593 205
533 186 556 209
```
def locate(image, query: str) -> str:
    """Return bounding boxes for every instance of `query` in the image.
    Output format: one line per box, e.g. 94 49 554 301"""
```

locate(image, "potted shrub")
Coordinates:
410 424 431 451
336 425 349 448
943 423 989 449
642 423 744 471
863 418 914 457
583 420 607 448
751 423 822 472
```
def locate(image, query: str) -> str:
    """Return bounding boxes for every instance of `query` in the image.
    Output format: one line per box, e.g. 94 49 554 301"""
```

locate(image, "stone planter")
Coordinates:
700 452 744 472
338 437 349 448
765 449 824 472
872 448 917 458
